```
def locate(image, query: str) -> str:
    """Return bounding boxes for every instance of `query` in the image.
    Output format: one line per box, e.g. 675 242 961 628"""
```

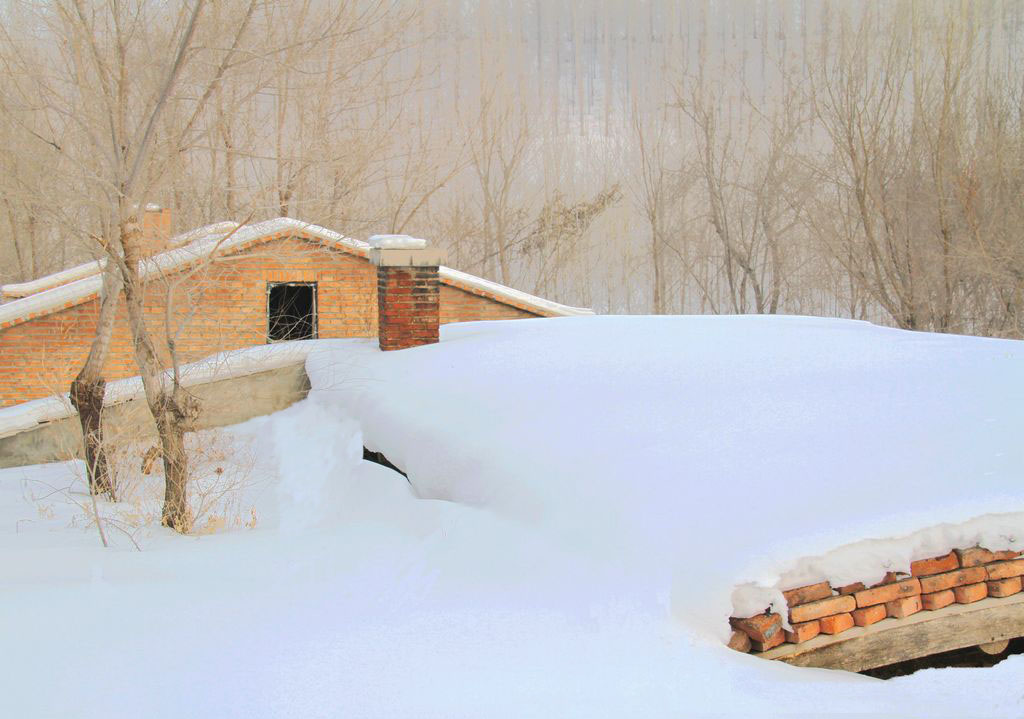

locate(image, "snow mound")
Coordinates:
304 316 1024 631
1 315 1022 717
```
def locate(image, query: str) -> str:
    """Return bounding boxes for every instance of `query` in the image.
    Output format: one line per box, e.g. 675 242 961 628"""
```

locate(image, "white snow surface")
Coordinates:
2 315 1023 717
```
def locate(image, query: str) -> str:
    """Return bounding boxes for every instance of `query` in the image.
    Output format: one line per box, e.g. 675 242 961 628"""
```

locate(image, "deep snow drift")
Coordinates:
2 315 1022 718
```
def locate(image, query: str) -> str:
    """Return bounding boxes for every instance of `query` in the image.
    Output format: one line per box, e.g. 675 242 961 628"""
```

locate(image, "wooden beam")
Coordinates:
758 593 1024 672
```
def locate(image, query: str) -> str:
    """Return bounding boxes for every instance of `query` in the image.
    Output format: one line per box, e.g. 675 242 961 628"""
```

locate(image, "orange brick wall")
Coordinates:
440 285 538 323
0 237 538 407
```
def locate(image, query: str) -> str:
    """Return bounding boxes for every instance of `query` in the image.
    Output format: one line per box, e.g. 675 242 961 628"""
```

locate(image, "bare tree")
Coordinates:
0 0 261 524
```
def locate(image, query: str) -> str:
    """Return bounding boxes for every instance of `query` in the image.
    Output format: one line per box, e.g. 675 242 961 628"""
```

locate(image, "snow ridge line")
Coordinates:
0 217 593 328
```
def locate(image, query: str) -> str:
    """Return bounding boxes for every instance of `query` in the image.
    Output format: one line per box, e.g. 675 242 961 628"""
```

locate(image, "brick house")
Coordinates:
0 212 591 408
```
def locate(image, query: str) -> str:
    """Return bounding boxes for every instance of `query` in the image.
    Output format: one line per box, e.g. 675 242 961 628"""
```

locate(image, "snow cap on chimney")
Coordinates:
368 234 428 250
368 234 445 268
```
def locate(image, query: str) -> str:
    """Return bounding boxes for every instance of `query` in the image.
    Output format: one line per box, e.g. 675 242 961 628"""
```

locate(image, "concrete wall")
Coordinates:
0 362 310 469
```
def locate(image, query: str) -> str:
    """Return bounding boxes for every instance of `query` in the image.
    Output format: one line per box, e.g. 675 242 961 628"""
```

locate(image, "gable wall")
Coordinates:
0 237 537 407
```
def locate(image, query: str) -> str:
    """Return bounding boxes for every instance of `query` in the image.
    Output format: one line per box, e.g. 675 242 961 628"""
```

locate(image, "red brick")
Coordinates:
782 581 833 607
886 595 922 618
918 566 988 593
985 559 1024 580
953 582 988 604
727 630 751 653
784 620 821 644
835 582 866 595
729 613 783 643
789 595 856 623
993 550 1022 561
986 576 1022 598
921 589 956 611
954 547 996 567
910 551 959 577
851 604 887 627
854 578 921 608
819 613 855 635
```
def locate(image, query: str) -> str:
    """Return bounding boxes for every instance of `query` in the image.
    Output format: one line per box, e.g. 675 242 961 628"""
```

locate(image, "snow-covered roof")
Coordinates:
0 217 592 328
0 221 239 299
1 258 105 299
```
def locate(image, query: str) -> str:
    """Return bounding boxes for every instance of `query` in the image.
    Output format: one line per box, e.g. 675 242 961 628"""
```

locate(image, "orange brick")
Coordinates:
953 582 987 604
874 571 911 586
886 595 922 618
918 566 988 593
921 589 956 611
729 613 783 643
835 582 866 595
993 550 1022 561
784 620 821 644
782 581 833 607
819 613 855 635
986 558 1024 580
727 630 751 653
751 631 786 652
851 604 887 627
954 547 996 567
854 578 921 608
789 595 856 624
986 576 1022 598
910 551 959 577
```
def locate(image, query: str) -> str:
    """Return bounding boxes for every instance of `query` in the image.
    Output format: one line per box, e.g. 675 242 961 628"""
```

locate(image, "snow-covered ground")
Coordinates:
2 315 1023 717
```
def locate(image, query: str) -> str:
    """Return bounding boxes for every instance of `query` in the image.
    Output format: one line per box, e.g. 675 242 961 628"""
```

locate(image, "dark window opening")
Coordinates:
267 282 317 341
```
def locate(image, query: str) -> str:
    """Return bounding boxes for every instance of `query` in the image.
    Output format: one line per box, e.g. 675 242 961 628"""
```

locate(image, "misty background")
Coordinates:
2 0 1022 336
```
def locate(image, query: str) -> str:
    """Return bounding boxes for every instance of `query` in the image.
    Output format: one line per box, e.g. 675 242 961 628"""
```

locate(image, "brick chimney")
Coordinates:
140 204 172 256
369 235 445 351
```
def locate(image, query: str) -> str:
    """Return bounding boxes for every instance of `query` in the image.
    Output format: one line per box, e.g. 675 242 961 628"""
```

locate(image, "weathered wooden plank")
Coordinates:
758 593 1024 672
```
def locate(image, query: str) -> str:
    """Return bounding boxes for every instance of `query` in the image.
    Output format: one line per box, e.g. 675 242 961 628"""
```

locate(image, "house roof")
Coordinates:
0 217 593 329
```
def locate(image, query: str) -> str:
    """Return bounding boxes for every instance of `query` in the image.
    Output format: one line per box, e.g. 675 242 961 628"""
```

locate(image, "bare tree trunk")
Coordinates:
68 258 122 497
120 221 197 531
155 393 192 528
69 376 111 495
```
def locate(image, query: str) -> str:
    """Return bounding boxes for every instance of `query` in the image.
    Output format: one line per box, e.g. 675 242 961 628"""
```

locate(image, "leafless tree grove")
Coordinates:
1 1 1022 524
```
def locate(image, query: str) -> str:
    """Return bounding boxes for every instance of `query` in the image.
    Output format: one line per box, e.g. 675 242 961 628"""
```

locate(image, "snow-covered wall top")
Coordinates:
0 218 592 329
0 341 313 439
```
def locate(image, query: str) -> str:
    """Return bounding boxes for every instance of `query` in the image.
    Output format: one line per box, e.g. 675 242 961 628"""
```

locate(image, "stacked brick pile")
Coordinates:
727 547 1023 654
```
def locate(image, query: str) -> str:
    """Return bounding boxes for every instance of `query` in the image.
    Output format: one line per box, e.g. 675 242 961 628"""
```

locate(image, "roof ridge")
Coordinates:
0 221 241 300
0 217 592 329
